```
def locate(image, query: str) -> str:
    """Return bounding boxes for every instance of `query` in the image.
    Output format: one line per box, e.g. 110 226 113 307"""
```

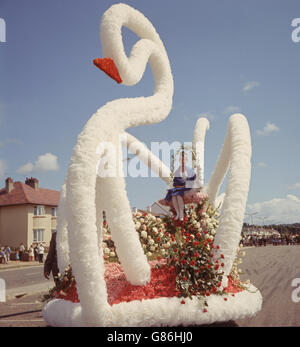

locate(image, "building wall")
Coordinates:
0 205 29 248
0 204 57 249
27 205 57 248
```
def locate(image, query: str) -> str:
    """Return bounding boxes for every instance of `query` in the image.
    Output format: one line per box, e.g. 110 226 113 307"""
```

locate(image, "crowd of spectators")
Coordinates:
0 242 45 264
241 233 300 247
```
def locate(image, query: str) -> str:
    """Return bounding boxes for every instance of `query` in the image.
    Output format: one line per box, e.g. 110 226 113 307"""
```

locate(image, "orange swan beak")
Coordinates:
93 58 122 84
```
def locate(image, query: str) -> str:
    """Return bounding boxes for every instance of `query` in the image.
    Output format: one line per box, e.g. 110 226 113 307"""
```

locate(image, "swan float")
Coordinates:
43 3 262 327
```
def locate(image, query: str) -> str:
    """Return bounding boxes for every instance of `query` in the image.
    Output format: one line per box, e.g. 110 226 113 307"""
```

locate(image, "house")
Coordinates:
0 177 60 249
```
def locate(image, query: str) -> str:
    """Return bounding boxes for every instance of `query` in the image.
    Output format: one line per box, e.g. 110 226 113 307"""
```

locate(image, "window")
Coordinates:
34 205 45 216
33 229 45 242
51 207 57 217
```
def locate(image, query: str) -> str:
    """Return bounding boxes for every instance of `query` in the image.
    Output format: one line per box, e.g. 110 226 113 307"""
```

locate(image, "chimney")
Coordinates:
5 177 13 193
25 177 39 190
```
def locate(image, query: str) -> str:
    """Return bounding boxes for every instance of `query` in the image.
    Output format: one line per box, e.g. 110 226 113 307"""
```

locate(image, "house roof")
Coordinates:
0 181 60 207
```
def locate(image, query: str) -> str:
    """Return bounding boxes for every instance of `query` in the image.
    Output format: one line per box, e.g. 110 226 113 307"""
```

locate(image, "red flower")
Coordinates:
156 237 161 242
194 252 199 258
203 242 207 247
216 245 220 249
193 241 199 246
182 277 187 281
212 287 217 293
196 233 201 238
194 283 198 287
174 248 178 253
205 292 210 296
180 251 185 257
221 263 224 267
204 231 208 234
217 282 222 287
165 232 169 237
181 259 187 265
207 265 211 269
190 260 196 266
224 297 228 301
203 309 207 313
221 254 225 259
181 300 185 304
157 256 161 261
215 264 220 270
200 266 205 271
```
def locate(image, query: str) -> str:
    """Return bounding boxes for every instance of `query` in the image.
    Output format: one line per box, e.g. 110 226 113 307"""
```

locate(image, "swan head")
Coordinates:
93 57 122 84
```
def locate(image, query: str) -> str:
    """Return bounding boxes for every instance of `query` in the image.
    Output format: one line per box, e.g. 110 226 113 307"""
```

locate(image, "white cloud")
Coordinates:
288 182 300 190
0 160 6 178
243 81 260 92
256 121 280 136
257 162 267 167
224 106 241 114
247 195 300 224
16 153 59 174
17 162 34 174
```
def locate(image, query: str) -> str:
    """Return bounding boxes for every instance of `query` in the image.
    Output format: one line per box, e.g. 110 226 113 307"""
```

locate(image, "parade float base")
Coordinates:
42 261 262 327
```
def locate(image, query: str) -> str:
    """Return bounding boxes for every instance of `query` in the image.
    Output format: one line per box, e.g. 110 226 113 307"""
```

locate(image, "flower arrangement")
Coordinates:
163 199 225 306
102 212 177 262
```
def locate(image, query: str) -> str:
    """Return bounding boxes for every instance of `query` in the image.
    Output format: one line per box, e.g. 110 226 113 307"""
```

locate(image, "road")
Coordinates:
0 265 55 300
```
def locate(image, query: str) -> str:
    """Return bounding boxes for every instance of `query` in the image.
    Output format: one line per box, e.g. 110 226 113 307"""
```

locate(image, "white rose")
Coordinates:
152 227 158 233
157 218 162 223
109 251 116 257
150 246 155 252
146 252 152 257
142 225 147 231
104 248 110 255
135 222 141 230
141 230 148 239
161 249 166 255
211 230 216 236
148 239 154 245
140 218 145 224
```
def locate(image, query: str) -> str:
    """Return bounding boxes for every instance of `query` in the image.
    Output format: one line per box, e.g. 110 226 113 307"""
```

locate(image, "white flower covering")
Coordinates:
43 283 262 327
207 114 252 287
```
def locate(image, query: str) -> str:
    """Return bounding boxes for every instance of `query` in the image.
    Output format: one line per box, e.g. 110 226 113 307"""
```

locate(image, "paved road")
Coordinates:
0 265 55 300
0 293 46 327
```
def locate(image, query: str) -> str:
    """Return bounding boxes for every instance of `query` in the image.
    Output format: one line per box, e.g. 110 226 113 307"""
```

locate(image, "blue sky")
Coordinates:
0 0 300 224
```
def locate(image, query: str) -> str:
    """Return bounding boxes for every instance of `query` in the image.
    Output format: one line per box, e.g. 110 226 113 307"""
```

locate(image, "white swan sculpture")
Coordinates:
43 3 262 327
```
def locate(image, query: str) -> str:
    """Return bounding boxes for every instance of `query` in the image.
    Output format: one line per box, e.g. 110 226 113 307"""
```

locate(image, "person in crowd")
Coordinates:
38 243 45 263
34 244 39 261
15 251 20 263
44 232 59 285
19 243 25 261
0 247 7 264
5 246 11 262
28 245 34 262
